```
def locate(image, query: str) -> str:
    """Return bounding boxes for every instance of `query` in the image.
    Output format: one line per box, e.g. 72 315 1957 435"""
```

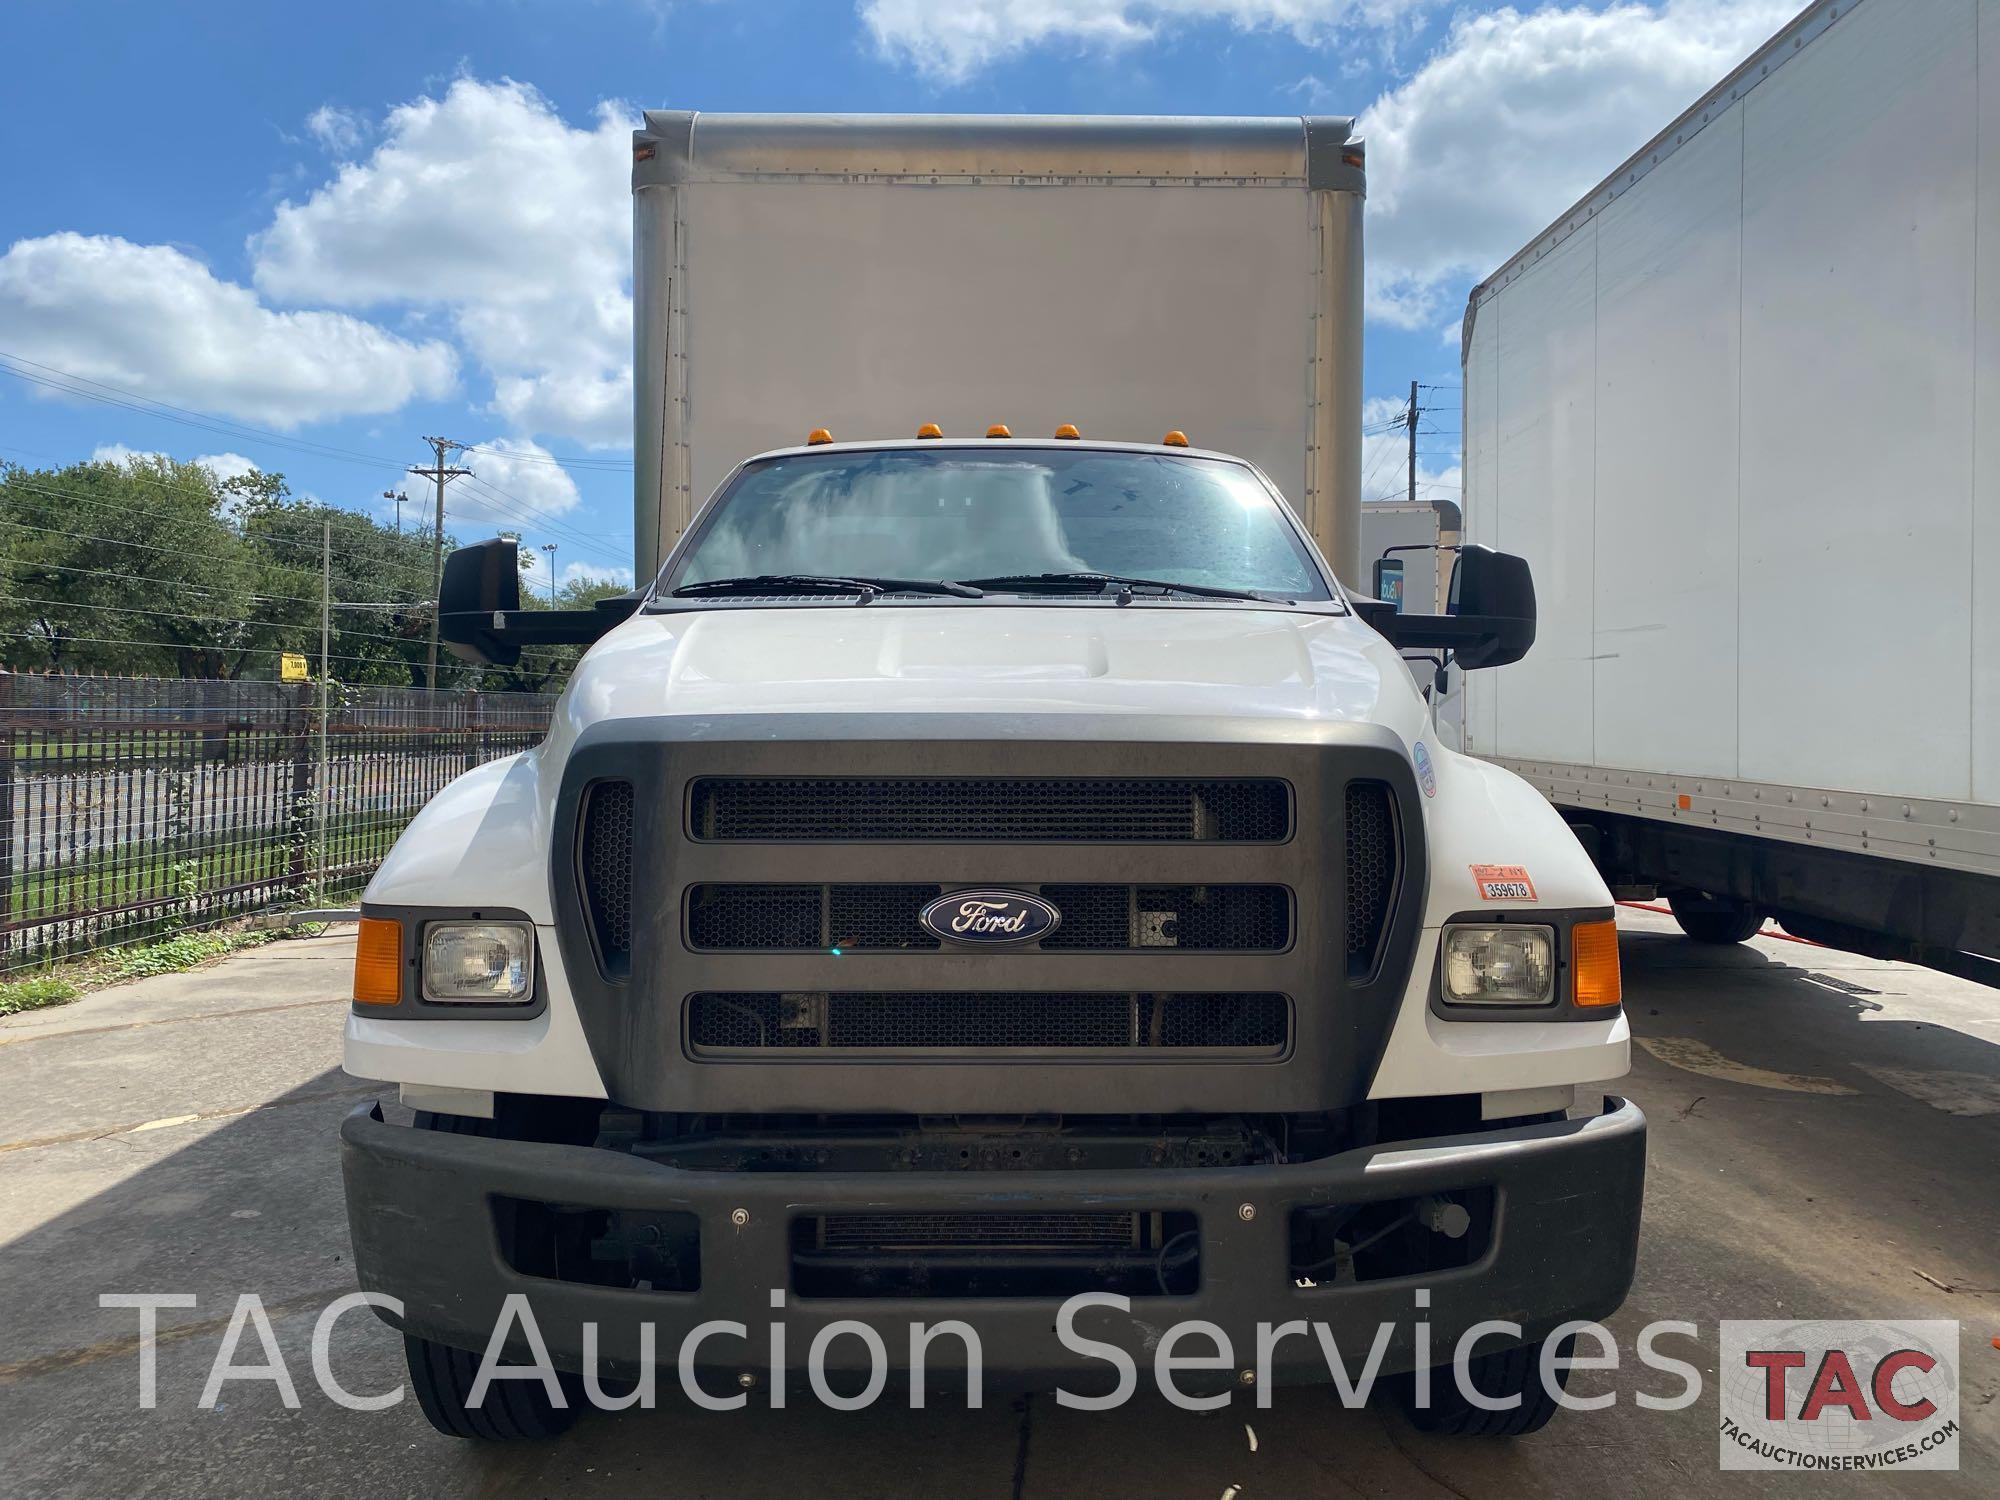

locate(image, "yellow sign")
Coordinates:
280 652 310 683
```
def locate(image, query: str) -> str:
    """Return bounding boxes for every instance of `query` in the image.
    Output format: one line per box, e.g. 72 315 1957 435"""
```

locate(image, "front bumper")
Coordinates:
341 1098 1645 1390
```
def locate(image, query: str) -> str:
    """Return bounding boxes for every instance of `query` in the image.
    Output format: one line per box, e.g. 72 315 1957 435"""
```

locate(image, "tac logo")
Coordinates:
1719 1320 1958 1471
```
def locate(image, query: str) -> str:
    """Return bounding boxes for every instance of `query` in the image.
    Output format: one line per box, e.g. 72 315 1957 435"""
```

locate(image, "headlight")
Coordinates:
1440 924 1555 1005
422 922 534 1003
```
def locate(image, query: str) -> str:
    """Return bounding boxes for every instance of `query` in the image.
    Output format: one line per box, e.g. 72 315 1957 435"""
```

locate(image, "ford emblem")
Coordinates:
920 889 1061 946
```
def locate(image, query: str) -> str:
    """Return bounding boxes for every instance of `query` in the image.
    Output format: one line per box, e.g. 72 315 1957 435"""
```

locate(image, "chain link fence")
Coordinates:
0 672 555 973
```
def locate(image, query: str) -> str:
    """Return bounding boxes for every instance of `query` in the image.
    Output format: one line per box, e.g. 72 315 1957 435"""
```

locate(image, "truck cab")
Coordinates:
340 431 1645 1439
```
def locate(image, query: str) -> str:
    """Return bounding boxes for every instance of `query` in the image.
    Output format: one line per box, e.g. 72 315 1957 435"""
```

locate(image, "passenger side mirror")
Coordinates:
1445 546 1536 669
439 537 523 667
1367 545 1536 670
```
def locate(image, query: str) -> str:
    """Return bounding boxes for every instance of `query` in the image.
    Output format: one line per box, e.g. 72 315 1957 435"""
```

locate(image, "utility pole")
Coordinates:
542 542 558 602
1406 378 1419 506
409 438 471 690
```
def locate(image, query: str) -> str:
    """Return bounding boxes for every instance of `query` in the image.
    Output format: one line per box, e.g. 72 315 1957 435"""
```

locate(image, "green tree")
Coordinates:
0 458 258 677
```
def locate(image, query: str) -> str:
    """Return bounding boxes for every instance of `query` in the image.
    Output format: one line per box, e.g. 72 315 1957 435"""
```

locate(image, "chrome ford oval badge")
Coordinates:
920 889 1061 945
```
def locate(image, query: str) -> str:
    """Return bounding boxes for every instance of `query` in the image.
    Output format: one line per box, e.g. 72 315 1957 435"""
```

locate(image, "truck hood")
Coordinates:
558 604 1424 733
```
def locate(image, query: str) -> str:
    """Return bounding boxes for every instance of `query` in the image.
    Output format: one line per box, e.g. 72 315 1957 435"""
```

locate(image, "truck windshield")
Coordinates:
665 448 1331 601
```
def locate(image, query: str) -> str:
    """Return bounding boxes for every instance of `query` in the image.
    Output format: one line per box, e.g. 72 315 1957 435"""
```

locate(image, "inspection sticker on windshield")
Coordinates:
1470 864 1538 902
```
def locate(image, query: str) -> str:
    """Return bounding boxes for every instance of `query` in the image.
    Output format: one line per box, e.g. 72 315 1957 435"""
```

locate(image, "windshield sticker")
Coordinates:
1470 864 1538 902
1413 741 1437 797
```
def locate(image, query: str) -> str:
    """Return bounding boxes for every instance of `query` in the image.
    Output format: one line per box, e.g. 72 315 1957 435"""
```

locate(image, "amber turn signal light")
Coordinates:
353 917 403 1006
1571 919 1622 1008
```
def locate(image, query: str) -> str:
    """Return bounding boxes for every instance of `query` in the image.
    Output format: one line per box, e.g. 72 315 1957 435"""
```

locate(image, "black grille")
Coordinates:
687 884 943 951
1041 885 1290 951
687 777 1288 842
580 781 635 972
684 884 1288 951
686 992 1289 1053
1346 781 1397 973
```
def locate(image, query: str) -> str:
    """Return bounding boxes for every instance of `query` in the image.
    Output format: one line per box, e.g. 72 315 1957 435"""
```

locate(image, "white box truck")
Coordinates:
339 113 1646 1441
1458 0 2000 982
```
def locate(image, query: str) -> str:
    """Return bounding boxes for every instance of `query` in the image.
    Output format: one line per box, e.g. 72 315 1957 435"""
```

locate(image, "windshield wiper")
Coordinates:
957 572 1284 603
672 574 983 601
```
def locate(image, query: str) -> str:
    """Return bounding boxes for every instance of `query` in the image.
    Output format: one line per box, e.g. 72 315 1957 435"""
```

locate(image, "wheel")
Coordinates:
405 1110 584 1440
1667 891 1765 945
1390 1334 1571 1437
405 1332 584 1441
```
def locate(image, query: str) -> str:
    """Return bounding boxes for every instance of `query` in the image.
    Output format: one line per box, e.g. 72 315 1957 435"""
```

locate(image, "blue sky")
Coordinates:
0 0 1795 589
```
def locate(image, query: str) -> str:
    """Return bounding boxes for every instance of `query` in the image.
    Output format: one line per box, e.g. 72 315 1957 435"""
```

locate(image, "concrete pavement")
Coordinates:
1 916 1997 1498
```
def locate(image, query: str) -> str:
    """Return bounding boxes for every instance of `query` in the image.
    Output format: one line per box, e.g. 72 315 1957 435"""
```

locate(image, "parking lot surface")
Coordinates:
2 912 1996 1498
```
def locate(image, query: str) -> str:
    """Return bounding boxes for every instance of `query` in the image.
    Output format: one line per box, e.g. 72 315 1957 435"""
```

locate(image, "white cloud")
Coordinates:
861 0 1424 82
449 436 584 526
559 559 635 589
305 105 369 157
253 79 634 448
0 233 457 428
89 444 263 486
1359 0 1794 327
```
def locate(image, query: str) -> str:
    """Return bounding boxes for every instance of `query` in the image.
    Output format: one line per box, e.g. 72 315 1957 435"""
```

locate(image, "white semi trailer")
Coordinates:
1458 0 2000 982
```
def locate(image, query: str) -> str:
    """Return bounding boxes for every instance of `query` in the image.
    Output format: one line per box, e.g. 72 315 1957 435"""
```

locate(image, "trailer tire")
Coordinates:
1390 1334 1570 1437
1667 892 1765 945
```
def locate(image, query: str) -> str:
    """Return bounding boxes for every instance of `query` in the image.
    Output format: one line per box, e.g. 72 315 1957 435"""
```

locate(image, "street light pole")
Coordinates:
542 542 558 602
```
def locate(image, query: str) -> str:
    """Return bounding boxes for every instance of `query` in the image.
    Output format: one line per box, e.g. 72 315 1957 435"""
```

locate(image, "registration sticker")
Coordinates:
1470 864 1538 902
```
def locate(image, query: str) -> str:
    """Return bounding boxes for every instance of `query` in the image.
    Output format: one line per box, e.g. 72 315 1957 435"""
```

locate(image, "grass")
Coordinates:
0 923 306 1017
0 973 82 1016
8 811 403 922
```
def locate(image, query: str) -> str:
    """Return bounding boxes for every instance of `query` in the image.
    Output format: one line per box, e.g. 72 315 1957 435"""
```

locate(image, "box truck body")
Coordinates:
630 112 1366 582
1459 0 2000 978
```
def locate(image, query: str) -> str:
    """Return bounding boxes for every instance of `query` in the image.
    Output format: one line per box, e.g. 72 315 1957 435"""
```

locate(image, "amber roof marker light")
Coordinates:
806 427 834 445
1053 423 1081 440
916 423 943 439
1162 430 1190 447
985 424 1012 439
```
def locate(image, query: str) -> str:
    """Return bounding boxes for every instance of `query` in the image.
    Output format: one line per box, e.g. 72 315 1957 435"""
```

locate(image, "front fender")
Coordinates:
1417 745 1612 922
362 749 554 920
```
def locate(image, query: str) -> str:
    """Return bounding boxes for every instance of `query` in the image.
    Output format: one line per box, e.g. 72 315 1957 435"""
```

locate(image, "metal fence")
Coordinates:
0 672 556 973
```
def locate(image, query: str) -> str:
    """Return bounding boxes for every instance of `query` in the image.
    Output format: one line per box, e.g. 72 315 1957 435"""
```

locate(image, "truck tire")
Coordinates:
405 1333 583 1441
1391 1335 1571 1437
405 1109 585 1440
1667 892 1765 945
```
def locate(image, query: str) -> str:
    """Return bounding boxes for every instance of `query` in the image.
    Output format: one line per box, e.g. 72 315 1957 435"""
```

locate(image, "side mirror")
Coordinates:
439 537 523 666
1446 545 1536 668
1368 544 1536 670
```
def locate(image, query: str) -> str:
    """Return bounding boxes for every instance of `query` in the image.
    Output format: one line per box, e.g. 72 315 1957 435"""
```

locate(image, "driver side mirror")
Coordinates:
1364 544 1536 670
439 537 523 667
